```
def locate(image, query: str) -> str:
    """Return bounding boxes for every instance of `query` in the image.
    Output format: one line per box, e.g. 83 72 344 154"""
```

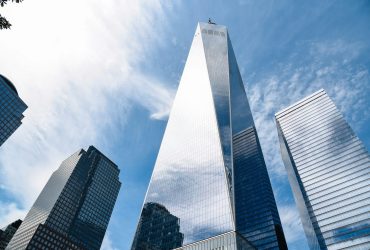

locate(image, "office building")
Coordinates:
6 146 121 250
132 202 184 250
275 89 370 249
132 22 287 250
0 74 27 146
0 219 22 250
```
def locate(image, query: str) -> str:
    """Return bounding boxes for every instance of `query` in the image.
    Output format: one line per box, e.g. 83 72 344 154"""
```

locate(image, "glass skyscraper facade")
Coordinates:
132 202 184 250
275 89 370 250
0 219 22 250
0 74 27 147
132 22 287 250
6 146 121 250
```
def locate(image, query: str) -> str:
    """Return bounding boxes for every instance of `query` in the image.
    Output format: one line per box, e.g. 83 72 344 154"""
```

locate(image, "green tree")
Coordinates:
1 0 23 29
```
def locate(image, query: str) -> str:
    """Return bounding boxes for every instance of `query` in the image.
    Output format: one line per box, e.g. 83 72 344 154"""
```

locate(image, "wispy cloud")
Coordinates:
278 204 308 248
101 231 119 250
0 0 174 226
247 39 370 178
125 75 175 120
0 201 26 227
246 38 370 247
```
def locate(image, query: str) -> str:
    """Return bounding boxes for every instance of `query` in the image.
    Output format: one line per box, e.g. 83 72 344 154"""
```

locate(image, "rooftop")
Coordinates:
275 89 326 119
0 74 18 95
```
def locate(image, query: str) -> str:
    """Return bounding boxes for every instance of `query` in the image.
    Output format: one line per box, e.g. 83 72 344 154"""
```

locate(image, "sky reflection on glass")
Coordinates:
276 90 370 249
141 24 234 246
132 22 286 250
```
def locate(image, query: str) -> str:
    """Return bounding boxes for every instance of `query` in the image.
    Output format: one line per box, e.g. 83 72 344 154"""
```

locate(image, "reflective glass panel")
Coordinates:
0 75 28 146
201 23 233 199
133 24 234 249
132 22 287 250
276 89 370 249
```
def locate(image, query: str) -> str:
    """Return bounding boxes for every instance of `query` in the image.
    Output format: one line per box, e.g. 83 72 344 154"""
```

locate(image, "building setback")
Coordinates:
6 146 121 250
131 22 287 250
0 219 22 250
275 89 370 249
0 74 27 147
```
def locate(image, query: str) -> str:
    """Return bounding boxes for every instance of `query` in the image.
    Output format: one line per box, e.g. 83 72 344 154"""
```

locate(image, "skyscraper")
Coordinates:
132 202 184 250
0 74 27 147
7 146 121 250
132 22 287 250
0 219 22 250
275 89 370 250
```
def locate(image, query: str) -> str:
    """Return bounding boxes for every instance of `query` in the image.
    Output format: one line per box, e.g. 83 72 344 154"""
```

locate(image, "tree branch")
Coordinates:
1 0 24 7
0 14 11 29
0 0 24 29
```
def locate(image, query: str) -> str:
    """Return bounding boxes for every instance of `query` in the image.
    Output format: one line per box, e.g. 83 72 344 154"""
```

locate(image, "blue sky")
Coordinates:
1 1 370 249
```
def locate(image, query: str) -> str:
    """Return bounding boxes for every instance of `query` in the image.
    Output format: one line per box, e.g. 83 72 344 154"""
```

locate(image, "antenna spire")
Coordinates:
208 18 216 25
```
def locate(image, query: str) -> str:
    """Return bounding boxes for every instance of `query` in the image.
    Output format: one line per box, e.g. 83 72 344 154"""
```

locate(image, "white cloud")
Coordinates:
247 40 370 179
101 231 119 250
246 39 370 247
0 202 27 227
0 0 174 225
279 205 306 244
125 75 176 120
310 39 364 63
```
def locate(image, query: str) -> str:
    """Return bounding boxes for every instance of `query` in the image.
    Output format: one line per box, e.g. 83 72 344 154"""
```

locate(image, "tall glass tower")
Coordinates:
275 89 370 250
0 74 27 147
6 146 121 250
132 22 287 250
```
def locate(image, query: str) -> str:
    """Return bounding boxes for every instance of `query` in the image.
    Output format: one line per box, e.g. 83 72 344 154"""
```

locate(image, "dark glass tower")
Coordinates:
6 146 121 250
132 22 287 250
276 89 370 250
132 202 184 250
0 219 22 250
0 74 27 146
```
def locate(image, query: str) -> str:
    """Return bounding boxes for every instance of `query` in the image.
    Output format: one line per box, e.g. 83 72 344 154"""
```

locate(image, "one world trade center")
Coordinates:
131 22 288 250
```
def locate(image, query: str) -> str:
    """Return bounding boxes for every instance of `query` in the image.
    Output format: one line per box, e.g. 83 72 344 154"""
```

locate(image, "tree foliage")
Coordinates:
0 0 24 30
